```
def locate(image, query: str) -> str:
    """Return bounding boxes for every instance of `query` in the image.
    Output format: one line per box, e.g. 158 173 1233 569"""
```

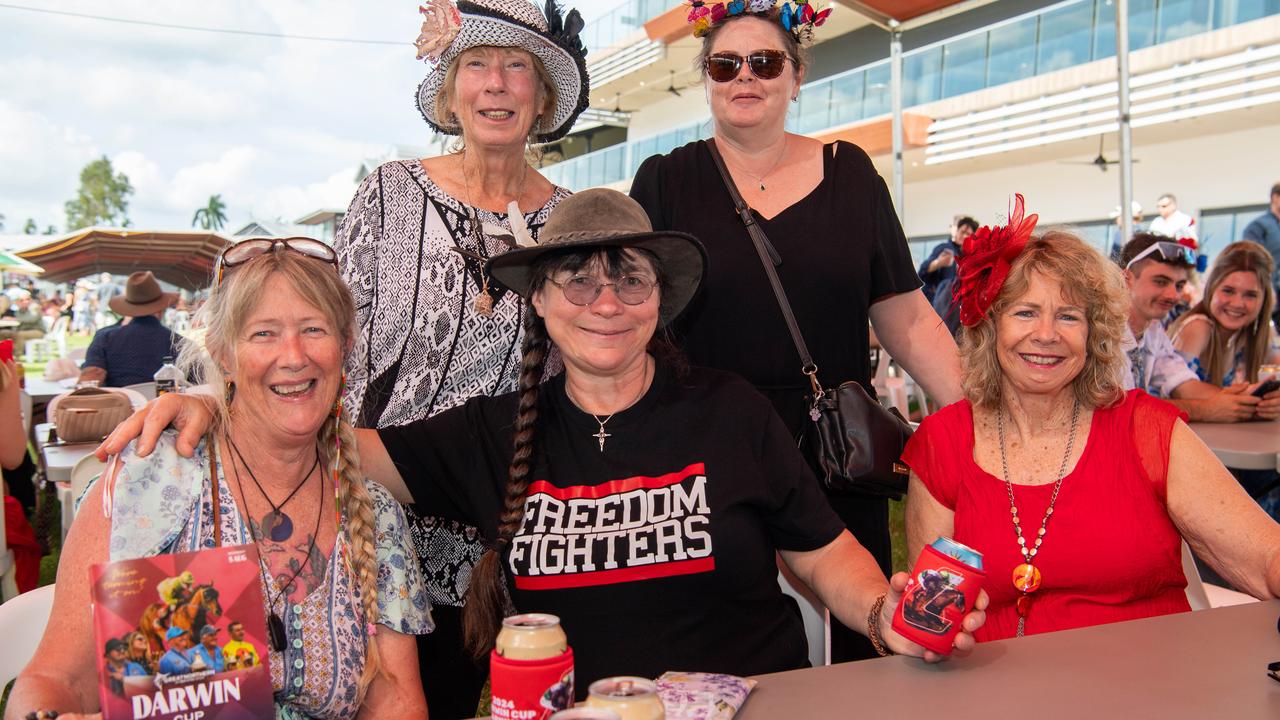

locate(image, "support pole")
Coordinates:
890 21 904 221
1116 0 1134 244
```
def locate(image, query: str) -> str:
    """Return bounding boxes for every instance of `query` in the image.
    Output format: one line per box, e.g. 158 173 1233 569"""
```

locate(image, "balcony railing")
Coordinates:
550 0 1280 190
582 0 672 54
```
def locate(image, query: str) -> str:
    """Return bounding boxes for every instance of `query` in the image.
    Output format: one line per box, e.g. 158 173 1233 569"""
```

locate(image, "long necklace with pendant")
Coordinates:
997 399 1080 637
461 152 528 316
572 358 651 452
726 136 788 191
227 436 319 542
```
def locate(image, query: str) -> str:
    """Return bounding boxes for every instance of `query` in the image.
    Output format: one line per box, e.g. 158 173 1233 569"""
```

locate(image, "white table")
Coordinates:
1188 419 1280 471
22 376 74 405
36 422 99 544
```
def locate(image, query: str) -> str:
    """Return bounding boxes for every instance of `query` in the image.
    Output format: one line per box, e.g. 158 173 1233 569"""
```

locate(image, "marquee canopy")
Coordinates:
17 229 231 291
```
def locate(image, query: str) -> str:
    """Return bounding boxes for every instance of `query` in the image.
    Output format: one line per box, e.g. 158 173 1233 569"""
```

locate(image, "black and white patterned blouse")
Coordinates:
335 158 570 606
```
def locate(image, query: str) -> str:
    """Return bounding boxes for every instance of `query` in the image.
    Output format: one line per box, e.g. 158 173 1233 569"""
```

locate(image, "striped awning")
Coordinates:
0 249 43 275
17 229 231 290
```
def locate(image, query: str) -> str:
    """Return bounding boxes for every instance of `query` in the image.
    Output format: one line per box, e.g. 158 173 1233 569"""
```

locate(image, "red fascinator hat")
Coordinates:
952 194 1039 327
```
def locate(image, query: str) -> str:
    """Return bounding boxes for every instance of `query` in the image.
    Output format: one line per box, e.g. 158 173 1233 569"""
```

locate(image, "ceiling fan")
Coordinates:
1059 136 1139 172
665 71 682 97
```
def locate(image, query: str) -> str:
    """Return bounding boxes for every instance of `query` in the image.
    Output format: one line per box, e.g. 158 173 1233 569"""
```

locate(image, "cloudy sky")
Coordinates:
0 1 610 239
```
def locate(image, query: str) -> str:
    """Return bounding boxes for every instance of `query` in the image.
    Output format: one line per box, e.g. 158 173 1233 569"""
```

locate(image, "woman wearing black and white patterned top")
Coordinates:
333 1 589 716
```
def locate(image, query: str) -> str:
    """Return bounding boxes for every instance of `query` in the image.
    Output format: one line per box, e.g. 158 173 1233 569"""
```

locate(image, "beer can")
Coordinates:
584 677 665 720
891 536 986 655
497 613 569 660
491 614 574 720
550 709 622 720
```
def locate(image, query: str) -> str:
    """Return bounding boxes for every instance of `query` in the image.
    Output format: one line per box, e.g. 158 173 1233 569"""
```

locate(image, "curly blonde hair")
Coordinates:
959 230 1128 410
177 249 386 701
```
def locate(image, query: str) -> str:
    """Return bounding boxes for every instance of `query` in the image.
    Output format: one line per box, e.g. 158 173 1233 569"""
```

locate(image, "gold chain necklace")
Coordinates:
461 152 528 316
996 399 1080 637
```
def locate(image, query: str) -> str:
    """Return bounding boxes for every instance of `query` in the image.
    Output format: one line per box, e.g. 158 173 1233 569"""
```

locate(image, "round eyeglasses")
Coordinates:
545 275 658 306
705 50 793 83
216 237 338 285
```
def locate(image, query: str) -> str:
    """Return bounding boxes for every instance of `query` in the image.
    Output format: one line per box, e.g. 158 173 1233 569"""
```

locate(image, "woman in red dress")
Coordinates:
904 196 1280 641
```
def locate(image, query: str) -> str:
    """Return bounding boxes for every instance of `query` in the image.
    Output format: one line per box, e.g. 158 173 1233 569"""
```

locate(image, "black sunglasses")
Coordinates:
705 50 793 83
216 237 338 285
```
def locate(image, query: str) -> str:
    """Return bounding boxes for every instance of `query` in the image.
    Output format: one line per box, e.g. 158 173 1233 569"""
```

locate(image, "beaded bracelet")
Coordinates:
867 592 894 657
25 711 60 720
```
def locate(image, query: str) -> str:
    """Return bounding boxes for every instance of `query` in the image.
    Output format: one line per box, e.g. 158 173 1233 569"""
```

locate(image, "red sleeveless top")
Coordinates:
902 390 1191 641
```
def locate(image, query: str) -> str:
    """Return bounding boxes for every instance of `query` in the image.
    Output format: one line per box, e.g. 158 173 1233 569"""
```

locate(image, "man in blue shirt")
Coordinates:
79 271 184 387
157 626 194 675
1241 182 1280 327
188 625 226 672
917 214 977 304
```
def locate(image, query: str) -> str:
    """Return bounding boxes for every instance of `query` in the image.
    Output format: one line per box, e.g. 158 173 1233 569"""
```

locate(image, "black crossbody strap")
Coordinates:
706 139 822 392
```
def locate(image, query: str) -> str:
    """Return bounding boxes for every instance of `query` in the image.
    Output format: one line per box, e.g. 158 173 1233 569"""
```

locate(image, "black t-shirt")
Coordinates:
378 362 845 687
630 140 922 436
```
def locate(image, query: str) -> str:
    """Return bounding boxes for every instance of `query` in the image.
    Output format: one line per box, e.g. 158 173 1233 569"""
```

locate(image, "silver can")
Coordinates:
584 677 664 720
494 613 569 660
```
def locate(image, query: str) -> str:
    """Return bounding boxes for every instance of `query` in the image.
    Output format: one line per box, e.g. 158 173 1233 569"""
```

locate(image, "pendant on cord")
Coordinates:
261 511 294 543
1012 563 1041 593
268 612 287 651
475 275 495 317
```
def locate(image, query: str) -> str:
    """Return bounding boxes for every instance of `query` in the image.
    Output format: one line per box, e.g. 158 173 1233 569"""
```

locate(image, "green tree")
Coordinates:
44 225 57 235
65 156 134 230
23 218 37 234
191 194 228 231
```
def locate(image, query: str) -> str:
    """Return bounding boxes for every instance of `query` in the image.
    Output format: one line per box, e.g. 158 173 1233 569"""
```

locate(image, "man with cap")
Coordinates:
79 271 185 388
103 638 149 696
188 625 225 672
157 626 195 675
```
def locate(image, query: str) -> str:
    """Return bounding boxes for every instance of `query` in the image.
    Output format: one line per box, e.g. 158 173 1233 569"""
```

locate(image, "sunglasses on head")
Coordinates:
1125 240 1197 270
216 237 338 285
705 50 793 83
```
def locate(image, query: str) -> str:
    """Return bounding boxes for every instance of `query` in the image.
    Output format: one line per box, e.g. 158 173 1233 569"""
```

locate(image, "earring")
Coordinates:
224 380 236 406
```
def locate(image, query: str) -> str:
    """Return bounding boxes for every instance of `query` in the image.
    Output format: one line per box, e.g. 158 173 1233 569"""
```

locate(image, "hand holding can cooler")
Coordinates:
892 537 986 655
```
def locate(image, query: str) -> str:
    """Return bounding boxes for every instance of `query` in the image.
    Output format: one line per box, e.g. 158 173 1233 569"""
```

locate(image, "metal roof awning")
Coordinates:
0 249 44 276
17 228 231 291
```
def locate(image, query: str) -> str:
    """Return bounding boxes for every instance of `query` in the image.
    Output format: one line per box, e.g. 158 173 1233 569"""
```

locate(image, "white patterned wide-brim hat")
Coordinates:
416 0 590 143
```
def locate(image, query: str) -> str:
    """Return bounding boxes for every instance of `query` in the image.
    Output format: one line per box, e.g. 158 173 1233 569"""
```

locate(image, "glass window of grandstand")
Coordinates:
828 71 865 127
795 80 832 134
1157 0 1211 43
988 13 1038 86
1199 206 1270 259
1037 0 1096 73
864 64 890 117
940 32 987 98
904 47 942 107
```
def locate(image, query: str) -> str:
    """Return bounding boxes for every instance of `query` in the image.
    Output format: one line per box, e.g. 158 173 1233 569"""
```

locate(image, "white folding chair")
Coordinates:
0 584 56 685
70 454 107 514
777 557 829 667
1182 541 1258 609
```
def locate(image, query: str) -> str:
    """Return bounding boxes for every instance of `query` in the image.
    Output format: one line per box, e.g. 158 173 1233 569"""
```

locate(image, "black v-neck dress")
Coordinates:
631 138 922 661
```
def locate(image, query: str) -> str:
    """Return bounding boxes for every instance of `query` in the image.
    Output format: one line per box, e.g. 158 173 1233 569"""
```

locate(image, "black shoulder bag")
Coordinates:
706 140 913 499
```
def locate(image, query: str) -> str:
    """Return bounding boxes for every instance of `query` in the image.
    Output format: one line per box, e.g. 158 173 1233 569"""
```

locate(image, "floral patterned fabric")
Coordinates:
102 431 431 720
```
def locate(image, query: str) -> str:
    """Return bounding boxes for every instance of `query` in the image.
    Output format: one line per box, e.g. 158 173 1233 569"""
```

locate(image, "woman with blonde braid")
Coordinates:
110 191 987 694
7 243 429 720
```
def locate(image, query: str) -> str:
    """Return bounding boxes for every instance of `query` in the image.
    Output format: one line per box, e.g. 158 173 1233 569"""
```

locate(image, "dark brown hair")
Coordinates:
1119 232 1195 272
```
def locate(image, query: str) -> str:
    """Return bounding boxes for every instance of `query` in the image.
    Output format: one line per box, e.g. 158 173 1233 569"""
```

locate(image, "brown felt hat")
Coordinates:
486 188 706 327
108 271 179 317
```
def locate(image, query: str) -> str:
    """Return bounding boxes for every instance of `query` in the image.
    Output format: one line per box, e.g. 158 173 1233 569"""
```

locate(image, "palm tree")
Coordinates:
192 194 228 231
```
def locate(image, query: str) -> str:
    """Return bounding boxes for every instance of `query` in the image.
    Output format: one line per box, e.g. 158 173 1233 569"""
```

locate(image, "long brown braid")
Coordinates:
463 307 550 658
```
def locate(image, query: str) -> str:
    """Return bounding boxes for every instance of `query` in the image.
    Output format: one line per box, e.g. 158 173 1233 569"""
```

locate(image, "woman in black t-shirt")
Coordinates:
629 6 966 663
106 190 986 689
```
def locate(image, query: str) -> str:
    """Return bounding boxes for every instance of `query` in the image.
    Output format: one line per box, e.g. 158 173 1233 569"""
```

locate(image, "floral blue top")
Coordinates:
101 432 432 720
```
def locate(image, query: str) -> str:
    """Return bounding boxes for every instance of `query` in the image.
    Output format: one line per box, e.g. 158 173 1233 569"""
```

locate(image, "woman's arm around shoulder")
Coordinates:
5 468 116 719
0 358 25 469
1165 419 1280 598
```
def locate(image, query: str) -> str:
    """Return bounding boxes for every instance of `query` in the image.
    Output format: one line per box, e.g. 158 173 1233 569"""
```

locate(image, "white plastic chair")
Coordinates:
70 454 107 514
0 584 55 685
777 557 828 667
19 389 32 436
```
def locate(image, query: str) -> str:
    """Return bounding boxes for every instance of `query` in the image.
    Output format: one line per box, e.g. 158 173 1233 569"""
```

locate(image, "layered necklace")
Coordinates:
227 436 319 542
226 436 325 651
461 151 530 316
996 399 1080 638
569 358 652 452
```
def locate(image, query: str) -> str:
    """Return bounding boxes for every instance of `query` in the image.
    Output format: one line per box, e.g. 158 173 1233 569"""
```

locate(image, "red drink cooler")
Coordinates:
892 540 986 655
490 648 575 720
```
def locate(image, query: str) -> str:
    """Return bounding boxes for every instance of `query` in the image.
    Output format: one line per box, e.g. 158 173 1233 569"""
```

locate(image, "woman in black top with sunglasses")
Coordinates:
630 2 964 663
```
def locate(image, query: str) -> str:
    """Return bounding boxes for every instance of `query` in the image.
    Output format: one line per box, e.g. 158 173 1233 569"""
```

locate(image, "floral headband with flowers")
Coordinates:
953 194 1040 327
687 0 833 45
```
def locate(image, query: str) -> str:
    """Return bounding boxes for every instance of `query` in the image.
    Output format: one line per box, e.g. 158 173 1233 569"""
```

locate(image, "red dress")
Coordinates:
901 390 1191 641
